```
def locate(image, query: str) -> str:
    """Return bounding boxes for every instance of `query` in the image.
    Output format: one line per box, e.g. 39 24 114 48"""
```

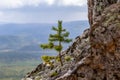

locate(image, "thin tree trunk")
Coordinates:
59 51 63 66
59 41 63 66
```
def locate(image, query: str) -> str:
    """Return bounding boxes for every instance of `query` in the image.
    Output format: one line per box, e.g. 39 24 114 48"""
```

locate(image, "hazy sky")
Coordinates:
0 0 88 23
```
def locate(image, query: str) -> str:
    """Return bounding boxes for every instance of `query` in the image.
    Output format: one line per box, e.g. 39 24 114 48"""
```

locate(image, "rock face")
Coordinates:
88 0 118 26
22 1 120 80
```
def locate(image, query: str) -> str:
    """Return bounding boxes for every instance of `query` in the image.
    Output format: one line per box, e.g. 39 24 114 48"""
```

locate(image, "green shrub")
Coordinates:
55 56 60 62
41 55 56 67
50 71 58 77
64 56 71 61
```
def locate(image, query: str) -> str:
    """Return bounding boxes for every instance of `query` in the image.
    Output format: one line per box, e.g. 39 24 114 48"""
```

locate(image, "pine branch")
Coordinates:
52 26 58 31
62 32 70 37
40 42 54 49
63 38 72 43
49 38 59 42
49 34 59 38
54 45 62 52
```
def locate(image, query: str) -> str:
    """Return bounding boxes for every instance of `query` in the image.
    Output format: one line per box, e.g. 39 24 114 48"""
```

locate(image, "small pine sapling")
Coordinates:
40 20 72 66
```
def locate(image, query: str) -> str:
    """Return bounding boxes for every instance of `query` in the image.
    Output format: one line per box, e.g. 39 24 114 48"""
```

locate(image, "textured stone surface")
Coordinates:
56 3 120 80
88 0 118 26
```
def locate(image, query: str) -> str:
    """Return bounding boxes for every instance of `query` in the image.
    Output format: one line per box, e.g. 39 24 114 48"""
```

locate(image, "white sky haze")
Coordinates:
0 0 87 23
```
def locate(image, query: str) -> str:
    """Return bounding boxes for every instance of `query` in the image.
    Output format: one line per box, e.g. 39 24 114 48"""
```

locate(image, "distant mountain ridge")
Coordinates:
0 20 88 35
0 20 89 51
0 20 89 63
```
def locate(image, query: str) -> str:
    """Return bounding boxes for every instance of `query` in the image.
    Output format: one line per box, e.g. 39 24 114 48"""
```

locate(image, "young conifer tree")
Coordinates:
40 20 72 66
